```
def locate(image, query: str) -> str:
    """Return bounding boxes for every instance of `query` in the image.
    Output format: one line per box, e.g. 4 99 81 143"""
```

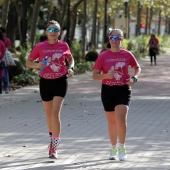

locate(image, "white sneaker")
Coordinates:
118 147 127 161
109 148 118 160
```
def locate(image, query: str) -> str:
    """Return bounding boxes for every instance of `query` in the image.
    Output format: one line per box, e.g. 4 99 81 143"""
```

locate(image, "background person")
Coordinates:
26 20 74 159
0 27 11 94
0 30 6 94
93 29 141 161
147 34 159 66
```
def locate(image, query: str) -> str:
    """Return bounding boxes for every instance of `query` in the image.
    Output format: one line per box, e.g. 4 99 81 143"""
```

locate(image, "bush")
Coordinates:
12 70 39 85
85 51 98 61
70 41 83 63
8 60 25 81
74 62 94 74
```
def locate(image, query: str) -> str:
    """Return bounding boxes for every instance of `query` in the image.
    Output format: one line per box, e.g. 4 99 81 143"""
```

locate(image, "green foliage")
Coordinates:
70 40 83 63
122 35 170 59
12 70 39 85
15 43 32 67
74 62 94 75
8 60 25 81
11 43 39 85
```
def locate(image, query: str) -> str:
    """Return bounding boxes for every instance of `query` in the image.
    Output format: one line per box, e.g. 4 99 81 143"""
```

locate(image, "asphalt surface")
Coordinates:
0 51 170 170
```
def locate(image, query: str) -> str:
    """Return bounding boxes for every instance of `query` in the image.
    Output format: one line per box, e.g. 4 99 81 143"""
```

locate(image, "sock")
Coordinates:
119 143 125 148
52 136 60 148
112 145 117 149
49 132 52 138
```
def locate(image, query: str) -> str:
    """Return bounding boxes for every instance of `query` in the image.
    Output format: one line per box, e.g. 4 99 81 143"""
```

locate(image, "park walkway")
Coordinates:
0 51 170 170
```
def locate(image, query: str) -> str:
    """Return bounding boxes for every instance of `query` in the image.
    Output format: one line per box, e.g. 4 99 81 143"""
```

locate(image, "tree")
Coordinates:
1 0 10 28
29 0 42 47
91 0 98 49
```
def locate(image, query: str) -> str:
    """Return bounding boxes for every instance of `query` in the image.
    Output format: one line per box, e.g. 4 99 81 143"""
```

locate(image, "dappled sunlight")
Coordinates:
133 95 170 100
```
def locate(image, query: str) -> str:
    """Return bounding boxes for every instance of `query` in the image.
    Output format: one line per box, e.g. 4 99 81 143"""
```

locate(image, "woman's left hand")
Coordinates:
126 78 135 86
67 68 74 78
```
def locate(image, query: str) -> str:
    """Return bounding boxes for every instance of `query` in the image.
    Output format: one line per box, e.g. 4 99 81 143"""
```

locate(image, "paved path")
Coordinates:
0 52 170 170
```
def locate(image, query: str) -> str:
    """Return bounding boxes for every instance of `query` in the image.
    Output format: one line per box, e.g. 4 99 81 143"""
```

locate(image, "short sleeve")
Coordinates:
129 52 138 68
93 55 103 71
63 42 72 60
29 44 40 60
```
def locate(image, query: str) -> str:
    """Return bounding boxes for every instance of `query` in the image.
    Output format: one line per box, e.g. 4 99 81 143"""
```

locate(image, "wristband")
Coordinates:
69 67 74 71
131 76 137 82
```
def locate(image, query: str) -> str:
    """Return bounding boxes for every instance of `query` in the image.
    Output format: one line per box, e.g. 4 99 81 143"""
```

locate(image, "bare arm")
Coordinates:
92 69 115 80
67 55 74 69
26 58 45 70
66 56 74 78
126 64 141 86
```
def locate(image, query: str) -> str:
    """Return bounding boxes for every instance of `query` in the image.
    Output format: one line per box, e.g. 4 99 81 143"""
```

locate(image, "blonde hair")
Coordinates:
109 29 124 38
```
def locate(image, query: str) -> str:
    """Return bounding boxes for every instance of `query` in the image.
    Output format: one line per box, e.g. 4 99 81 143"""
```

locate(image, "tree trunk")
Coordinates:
21 0 28 46
145 7 149 34
157 10 161 35
136 2 142 36
148 7 153 35
70 0 84 42
91 0 98 49
1 0 10 28
103 0 108 47
168 18 170 34
82 0 86 60
6 1 17 48
29 0 42 48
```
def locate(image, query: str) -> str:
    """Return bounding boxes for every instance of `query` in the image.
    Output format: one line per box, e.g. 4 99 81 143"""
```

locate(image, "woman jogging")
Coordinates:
26 20 74 159
93 29 141 161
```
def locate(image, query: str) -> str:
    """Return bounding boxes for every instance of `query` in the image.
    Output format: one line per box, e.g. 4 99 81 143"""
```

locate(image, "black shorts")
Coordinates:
101 84 131 112
39 75 68 101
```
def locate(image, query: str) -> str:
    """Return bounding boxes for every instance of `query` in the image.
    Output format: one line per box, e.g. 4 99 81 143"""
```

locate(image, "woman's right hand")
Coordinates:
37 62 46 70
105 71 115 79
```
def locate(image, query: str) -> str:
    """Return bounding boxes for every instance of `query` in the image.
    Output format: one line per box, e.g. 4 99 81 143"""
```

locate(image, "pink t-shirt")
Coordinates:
0 40 6 60
93 49 138 86
29 40 72 79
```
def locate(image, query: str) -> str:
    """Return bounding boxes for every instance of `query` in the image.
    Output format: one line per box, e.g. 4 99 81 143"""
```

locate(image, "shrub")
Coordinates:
70 41 83 63
12 70 39 85
8 60 25 81
85 51 98 61
74 62 94 74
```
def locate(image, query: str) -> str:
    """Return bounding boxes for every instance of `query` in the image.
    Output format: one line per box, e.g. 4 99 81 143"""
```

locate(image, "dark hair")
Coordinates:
0 30 5 43
0 27 5 34
106 42 111 48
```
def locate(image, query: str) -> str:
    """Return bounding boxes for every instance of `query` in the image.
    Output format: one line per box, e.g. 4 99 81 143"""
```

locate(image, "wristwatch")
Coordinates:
69 67 74 71
131 76 137 83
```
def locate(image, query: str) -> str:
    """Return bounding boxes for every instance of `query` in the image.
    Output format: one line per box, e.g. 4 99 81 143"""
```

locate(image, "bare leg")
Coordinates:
43 100 53 132
52 96 64 136
115 105 129 144
43 96 64 136
105 111 117 146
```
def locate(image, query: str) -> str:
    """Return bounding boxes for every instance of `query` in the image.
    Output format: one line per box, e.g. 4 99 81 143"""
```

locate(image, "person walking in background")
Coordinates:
147 34 159 66
93 29 141 161
0 30 6 94
26 20 74 159
0 27 11 94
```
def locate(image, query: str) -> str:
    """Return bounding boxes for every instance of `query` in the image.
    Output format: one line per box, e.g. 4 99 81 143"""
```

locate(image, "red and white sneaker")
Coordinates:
49 145 58 159
48 142 53 156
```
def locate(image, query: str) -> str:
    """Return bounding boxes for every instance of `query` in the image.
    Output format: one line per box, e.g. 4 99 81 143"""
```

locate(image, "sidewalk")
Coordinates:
0 52 170 170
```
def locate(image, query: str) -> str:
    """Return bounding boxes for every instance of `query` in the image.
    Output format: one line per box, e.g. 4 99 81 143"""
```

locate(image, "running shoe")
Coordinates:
118 147 127 161
109 148 118 160
48 141 52 156
49 146 58 159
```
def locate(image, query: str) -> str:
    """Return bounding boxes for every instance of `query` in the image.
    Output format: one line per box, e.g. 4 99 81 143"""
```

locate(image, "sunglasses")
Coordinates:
109 36 122 41
47 27 60 33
